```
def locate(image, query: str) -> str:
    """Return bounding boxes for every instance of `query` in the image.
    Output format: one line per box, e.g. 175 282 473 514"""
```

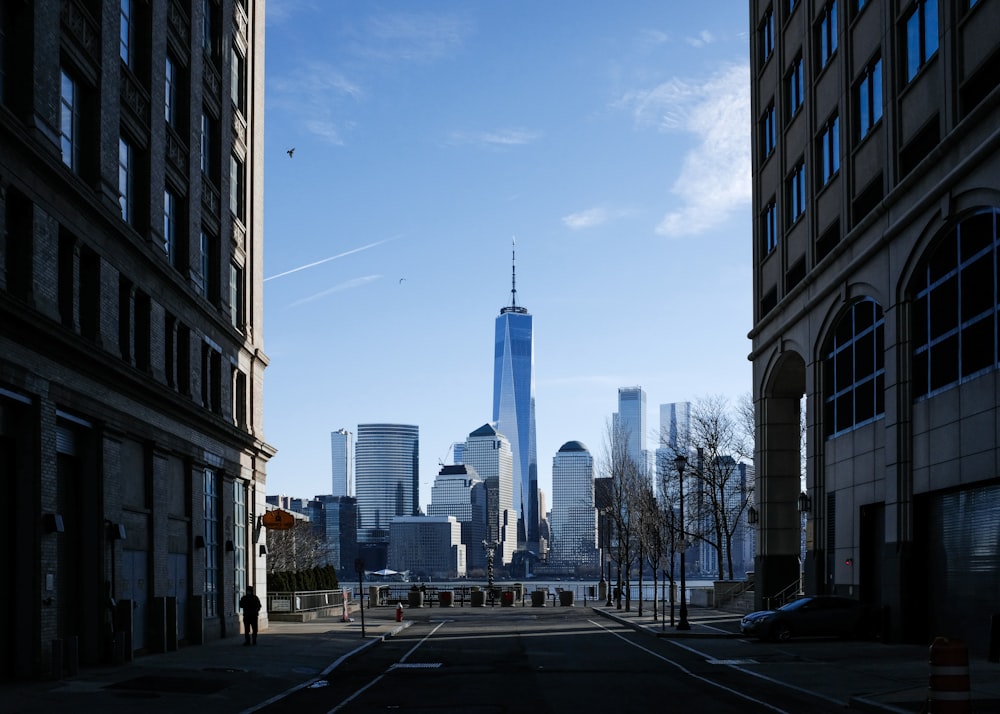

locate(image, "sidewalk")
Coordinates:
1 606 409 714
593 603 1000 714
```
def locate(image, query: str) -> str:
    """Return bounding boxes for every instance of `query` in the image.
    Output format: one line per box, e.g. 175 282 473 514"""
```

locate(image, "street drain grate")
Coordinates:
105 675 231 695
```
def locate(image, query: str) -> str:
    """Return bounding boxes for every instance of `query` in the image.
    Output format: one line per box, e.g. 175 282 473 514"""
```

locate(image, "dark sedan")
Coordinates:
740 596 874 641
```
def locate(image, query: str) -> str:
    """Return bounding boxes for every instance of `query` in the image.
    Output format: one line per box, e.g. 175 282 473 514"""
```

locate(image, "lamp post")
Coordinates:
675 454 690 631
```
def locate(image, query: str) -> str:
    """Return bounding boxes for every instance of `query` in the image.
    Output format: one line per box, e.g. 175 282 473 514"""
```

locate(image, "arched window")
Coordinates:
911 208 999 398
823 298 885 437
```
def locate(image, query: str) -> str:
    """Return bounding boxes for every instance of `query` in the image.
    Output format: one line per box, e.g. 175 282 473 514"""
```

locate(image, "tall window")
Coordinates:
819 115 840 186
118 136 133 223
164 189 176 260
912 209 1000 398
234 481 247 611
763 199 778 253
60 70 80 171
759 6 774 66
204 468 218 617
201 112 213 176
817 2 838 70
165 54 177 125
856 57 882 140
905 0 938 82
230 262 244 331
762 101 776 158
787 56 804 118
230 155 245 221
787 161 806 224
823 298 885 437
119 0 132 65
231 44 246 114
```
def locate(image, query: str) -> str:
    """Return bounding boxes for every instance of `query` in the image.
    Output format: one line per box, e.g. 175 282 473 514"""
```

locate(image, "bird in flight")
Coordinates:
399 278 406 284
287 148 295 157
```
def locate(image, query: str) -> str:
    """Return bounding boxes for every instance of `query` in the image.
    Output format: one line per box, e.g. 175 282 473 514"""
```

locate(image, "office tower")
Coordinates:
750 0 1000 651
355 424 419 554
331 428 354 496
614 387 650 486
450 441 465 465
549 442 598 570
492 242 538 550
429 464 487 569
0 0 269 674
306 496 358 576
660 402 691 452
463 424 515 566
388 517 466 580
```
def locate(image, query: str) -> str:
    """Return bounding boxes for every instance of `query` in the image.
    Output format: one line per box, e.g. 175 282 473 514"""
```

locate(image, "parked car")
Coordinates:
740 596 874 641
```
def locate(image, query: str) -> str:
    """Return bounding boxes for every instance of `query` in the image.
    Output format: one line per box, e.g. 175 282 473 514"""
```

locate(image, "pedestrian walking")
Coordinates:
240 586 262 645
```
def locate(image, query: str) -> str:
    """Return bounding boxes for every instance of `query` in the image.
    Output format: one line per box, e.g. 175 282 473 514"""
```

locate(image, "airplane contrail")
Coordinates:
264 238 394 282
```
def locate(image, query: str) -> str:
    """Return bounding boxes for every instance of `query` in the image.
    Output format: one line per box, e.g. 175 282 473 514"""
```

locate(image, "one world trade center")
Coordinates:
492 241 538 551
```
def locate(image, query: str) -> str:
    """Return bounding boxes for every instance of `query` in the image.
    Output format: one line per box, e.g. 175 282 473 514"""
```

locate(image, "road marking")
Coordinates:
327 620 449 714
588 619 791 714
668 639 846 708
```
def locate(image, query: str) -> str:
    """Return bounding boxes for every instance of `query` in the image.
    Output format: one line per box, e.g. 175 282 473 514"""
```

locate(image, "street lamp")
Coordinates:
675 453 690 631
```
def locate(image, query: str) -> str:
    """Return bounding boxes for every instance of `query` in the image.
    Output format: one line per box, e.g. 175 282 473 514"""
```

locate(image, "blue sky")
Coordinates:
262 1 754 512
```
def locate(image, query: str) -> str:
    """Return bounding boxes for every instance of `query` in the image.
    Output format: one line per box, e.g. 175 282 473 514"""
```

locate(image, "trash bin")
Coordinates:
439 591 453 607
500 591 515 607
471 590 486 607
559 591 575 607
407 589 424 608
530 590 546 607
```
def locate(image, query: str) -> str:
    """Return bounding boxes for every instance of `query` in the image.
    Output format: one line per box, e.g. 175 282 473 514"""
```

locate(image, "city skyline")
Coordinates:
262 2 755 513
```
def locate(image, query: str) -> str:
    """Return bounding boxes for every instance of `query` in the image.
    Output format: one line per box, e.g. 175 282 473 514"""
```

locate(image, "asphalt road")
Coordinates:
255 607 864 714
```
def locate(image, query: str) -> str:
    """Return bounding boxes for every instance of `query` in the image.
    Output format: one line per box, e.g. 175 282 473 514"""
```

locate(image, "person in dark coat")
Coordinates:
240 586 262 645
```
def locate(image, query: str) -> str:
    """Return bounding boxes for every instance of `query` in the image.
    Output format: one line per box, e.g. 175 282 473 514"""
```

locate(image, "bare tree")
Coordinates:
265 522 328 573
686 394 755 581
601 419 644 611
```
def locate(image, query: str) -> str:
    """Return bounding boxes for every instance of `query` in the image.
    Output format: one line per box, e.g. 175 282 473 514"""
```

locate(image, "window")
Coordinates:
201 228 220 303
60 70 80 171
118 136 133 223
118 276 132 362
230 155 245 221
204 468 218 618
856 57 882 140
911 209 1000 398
230 262 244 331
905 0 938 82
787 56 804 118
788 0 798 16
233 368 247 429
165 54 177 125
787 161 806 224
762 101 776 158
201 112 213 176
763 199 778 253
234 481 247 612
119 0 132 65
818 115 840 186
759 7 774 66
823 298 885 437
817 2 838 70
231 44 246 114
164 189 176 260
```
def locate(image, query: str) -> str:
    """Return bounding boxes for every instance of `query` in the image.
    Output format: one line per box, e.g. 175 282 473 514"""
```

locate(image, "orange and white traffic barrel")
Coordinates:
928 637 970 713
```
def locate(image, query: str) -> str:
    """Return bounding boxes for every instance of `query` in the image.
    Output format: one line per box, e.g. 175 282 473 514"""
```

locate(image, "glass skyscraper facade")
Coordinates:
549 441 598 569
492 255 538 549
330 428 354 497
355 424 419 545
463 424 515 565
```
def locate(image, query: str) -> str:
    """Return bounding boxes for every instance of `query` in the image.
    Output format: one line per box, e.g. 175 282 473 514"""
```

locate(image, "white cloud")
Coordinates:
289 275 382 307
686 30 716 48
356 12 471 63
271 61 363 146
616 62 751 238
561 205 635 230
446 128 541 148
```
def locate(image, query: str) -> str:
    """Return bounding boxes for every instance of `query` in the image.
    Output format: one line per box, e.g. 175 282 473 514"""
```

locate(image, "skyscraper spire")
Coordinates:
510 236 517 308
502 236 527 315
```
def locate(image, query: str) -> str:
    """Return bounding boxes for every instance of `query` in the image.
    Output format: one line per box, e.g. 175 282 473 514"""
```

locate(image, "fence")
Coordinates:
267 589 350 614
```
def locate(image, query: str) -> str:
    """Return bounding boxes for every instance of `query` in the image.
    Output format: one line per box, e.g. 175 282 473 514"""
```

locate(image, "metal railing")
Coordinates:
267 589 349 614
763 579 803 611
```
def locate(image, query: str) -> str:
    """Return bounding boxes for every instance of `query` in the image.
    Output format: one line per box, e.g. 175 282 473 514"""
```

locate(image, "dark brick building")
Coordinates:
0 0 270 677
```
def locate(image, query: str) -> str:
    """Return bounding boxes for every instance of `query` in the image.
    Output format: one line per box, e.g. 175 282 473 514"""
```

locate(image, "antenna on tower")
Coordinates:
510 236 517 308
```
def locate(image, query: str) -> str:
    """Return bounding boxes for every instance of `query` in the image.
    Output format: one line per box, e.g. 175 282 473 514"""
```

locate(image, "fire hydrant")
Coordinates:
395 602 404 622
